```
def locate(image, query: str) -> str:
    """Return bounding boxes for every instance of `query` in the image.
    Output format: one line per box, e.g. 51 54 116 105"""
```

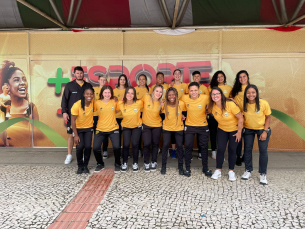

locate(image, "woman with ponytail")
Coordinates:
71 87 95 174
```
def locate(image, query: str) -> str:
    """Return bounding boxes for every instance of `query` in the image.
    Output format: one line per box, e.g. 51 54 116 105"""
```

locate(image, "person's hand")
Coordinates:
114 96 118 102
181 115 186 121
233 131 242 142
160 99 165 107
74 135 80 145
63 113 69 122
170 80 175 87
6 105 11 109
259 131 267 141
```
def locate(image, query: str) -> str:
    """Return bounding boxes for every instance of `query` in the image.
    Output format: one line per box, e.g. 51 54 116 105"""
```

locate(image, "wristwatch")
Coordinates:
263 129 269 133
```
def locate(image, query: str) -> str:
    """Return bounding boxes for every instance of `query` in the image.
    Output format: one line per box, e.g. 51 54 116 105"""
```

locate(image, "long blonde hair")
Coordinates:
150 84 163 110
164 87 179 125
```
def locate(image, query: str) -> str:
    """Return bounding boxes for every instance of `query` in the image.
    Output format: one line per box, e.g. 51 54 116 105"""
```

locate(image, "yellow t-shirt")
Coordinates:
173 83 188 99
149 83 169 95
93 86 102 116
208 84 232 98
180 94 209 127
212 101 241 132
161 101 186 131
233 84 247 111
113 88 126 119
243 99 271 130
185 83 208 95
142 94 162 127
71 100 94 129
116 100 143 128
95 99 119 132
135 86 149 100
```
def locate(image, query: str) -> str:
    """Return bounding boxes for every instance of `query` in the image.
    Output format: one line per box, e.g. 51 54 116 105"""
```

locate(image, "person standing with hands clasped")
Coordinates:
71 87 95 174
241 85 271 185
210 87 243 181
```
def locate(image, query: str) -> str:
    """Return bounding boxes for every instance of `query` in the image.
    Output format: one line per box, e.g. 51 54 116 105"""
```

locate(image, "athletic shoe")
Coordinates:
198 153 202 160
228 171 236 181
6 113 11 118
241 170 251 180
114 164 121 173
178 166 184 175
151 162 157 171
144 163 150 172
64 154 72 164
203 169 212 177
83 166 90 174
211 170 221 180
171 149 177 159
121 163 128 172
94 164 105 173
103 151 108 159
211 151 217 159
161 166 166 175
236 157 242 166
76 167 83 174
183 170 191 177
260 174 268 185
132 163 139 172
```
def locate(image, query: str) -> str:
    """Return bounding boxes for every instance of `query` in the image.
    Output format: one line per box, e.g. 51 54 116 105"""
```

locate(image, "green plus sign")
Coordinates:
48 68 70 94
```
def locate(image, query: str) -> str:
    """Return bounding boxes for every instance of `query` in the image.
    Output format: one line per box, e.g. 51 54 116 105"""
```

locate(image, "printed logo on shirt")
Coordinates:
134 108 138 113
123 109 126 113
178 112 181 115
96 130 99 134
111 107 114 111
224 112 229 117
187 104 189 107
83 112 86 116
147 105 151 108
145 93 148 95
256 110 261 113
198 105 202 109
137 92 139 95
180 89 184 92
72 92 77 94
91 108 94 112
214 112 217 116
223 90 227 94
100 107 103 110
200 90 202 94
114 131 119 134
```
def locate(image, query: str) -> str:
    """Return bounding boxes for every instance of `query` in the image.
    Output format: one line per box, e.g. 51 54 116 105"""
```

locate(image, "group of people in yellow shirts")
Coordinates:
70 67 271 185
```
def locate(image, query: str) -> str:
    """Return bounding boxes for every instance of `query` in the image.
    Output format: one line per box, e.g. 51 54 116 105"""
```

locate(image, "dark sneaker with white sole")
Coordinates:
94 164 105 173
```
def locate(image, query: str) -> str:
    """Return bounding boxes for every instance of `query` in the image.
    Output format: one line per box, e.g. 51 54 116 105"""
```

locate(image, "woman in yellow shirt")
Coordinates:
160 87 185 175
71 87 95 174
209 87 243 181
113 74 129 150
135 74 149 99
230 70 250 166
93 75 109 158
116 87 143 172
180 82 211 177
142 85 164 172
93 85 122 173
241 85 271 185
207 71 232 160
171 69 188 99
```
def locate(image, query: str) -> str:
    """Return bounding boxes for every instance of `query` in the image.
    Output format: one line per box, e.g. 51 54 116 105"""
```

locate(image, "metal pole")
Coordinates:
71 0 83 26
271 0 282 24
286 13 305 26
49 0 65 25
172 0 180 29
290 0 305 21
279 0 289 24
176 0 190 27
67 0 75 26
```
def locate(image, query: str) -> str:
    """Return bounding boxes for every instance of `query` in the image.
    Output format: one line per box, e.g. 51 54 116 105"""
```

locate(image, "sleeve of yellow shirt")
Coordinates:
263 100 272 116
71 100 80 116
230 101 241 115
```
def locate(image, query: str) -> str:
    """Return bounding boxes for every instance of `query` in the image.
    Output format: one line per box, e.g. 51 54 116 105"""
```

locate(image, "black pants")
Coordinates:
216 128 239 170
184 125 209 171
76 128 93 168
116 118 123 146
142 124 162 164
207 114 218 151
93 116 108 151
122 126 142 164
93 129 121 166
162 130 183 167
244 128 271 174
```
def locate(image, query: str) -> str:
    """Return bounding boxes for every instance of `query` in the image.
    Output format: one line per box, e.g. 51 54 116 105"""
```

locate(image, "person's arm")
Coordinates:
233 112 244 142
71 115 80 145
259 115 271 141
61 84 70 121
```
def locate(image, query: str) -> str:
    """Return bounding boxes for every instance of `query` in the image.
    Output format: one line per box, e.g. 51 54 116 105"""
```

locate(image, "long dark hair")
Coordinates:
210 71 227 88
123 87 138 105
117 74 128 88
209 87 229 114
243 84 260 112
99 85 114 100
164 87 179 125
81 87 94 111
230 70 250 98
138 74 149 92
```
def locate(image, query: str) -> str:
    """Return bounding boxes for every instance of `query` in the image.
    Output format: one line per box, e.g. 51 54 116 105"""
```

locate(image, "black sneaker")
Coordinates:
76 167 83 174
151 162 157 171
94 164 105 173
121 163 128 172
144 163 150 172
83 166 90 174
179 167 184 175
236 157 242 166
114 164 121 173
203 169 212 177
183 170 191 177
161 167 166 175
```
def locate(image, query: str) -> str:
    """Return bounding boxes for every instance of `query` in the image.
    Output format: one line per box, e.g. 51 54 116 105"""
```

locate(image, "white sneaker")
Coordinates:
212 151 216 159
103 151 108 159
151 162 157 171
6 113 11 118
211 170 221 180
121 163 127 172
241 170 251 180
144 163 150 172
198 153 202 160
64 154 72 164
228 171 236 181
260 174 268 185
132 163 139 172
